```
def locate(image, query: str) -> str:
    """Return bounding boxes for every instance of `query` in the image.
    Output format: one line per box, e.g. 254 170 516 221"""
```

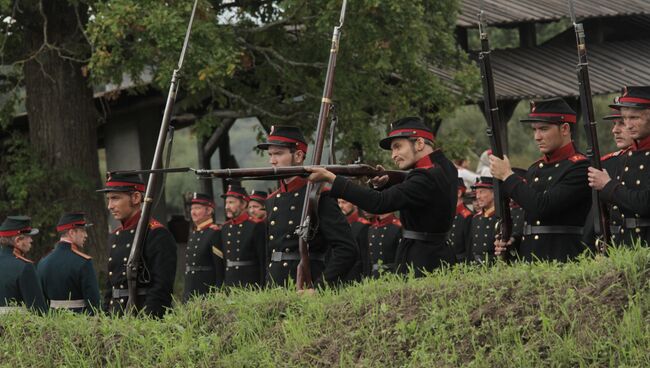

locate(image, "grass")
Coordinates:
1 245 649 367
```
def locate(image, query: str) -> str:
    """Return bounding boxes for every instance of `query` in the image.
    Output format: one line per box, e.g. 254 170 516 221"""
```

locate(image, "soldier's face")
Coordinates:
13 235 32 254
390 138 417 169
611 119 634 150
621 108 650 140
190 204 213 225
224 197 247 219
475 188 494 210
248 201 266 219
268 146 304 167
531 123 566 154
68 228 88 247
105 192 141 221
337 199 355 216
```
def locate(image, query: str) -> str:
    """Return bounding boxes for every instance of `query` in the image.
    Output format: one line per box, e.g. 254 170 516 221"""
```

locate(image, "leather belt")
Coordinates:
112 288 148 299
186 265 214 273
402 229 448 243
50 299 87 309
523 225 582 236
226 260 257 267
624 218 650 229
0 306 25 314
270 251 326 262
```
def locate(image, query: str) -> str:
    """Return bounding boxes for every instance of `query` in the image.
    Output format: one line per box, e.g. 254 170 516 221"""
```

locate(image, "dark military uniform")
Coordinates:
37 241 101 313
466 208 498 264
449 202 473 262
103 213 177 317
367 214 402 277
265 177 358 287
331 118 457 277
220 212 266 287
183 218 224 301
342 210 370 281
0 216 47 313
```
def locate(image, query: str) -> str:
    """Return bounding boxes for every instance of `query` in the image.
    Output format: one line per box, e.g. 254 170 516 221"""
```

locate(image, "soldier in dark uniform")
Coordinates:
97 173 177 318
0 216 47 314
308 117 457 277
448 178 473 262
466 177 498 264
367 212 402 277
183 193 224 302
259 126 357 288
37 213 100 313
248 190 268 221
589 86 650 246
219 185 266 287
491 98 591 261
582 108 633 248
338 198 370 281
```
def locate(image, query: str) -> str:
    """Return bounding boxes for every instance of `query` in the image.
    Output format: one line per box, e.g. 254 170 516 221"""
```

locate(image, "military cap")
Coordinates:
603 107 622 121
609 86 650 110
190 192 215 208
0 216 39 237
221 184 250 201
520 97 577 124
97 173 145 193
256 126 308 153
379 117 435 150
471 176 494 190
249 190 268 204
56 213 93 232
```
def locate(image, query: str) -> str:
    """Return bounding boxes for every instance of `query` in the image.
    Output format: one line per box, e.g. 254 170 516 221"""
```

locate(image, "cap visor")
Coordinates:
608 102 650 110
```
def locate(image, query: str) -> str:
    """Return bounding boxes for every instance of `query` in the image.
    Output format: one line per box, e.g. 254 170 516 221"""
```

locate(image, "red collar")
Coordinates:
542 142 576 164
414 154 434 169
226 211 249 225
120 210 141 230
633 135 650 151
12 247 31 262
456 203 468 215
346 210 360 224
280 177 308 193
372 214 397 227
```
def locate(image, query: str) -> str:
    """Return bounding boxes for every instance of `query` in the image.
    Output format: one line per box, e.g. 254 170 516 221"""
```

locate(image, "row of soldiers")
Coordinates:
2 85 649 317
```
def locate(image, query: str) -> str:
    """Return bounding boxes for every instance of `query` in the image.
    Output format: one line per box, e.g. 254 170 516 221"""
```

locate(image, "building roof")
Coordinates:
457 0 650 28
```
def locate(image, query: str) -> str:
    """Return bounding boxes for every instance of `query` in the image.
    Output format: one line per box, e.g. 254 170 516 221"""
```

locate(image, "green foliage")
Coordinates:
1 245 649 366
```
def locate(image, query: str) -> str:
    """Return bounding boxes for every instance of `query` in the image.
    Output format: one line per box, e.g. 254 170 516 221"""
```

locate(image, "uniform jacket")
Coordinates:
183 218 224 301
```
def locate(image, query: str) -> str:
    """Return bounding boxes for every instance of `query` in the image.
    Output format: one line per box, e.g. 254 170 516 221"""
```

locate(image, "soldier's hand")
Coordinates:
587 167 610 191
306 167 336 184
489 154 514 181
368 165 389 188
494 236 514 256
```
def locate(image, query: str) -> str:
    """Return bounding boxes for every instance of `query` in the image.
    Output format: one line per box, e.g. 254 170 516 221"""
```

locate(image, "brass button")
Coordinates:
271 221 275 225
534 177 539 182
282 262 288 267
625 167 629 172
290 206 296 210
269 235 274 240
539 163 544 168
534 235 539 240
273 207 278 211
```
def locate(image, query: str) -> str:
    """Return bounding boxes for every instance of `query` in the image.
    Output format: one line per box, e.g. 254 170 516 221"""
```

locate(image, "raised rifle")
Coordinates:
568 0 610 250
477 10 513 246
125 0 199 312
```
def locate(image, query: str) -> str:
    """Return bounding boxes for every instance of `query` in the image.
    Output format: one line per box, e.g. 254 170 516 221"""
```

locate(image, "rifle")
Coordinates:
477 10 513 246
296 0 347 290
568 0 610 250
125 0 199 312
110 164 407 183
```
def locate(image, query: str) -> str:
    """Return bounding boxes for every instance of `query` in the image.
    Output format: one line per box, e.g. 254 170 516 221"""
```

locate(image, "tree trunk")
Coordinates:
21 2 108 273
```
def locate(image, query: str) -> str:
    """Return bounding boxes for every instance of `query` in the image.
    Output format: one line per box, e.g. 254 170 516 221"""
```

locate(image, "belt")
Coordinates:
624 218 650 229
112 288 148 299
50 299 87 309
186 265 214 273
402 229 448 243
523 225 582 236
226 260 257 267
270 251 326 262
0 306 25 314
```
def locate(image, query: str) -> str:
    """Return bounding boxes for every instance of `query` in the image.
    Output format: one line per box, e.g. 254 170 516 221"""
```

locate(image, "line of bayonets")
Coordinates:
115 0 608 311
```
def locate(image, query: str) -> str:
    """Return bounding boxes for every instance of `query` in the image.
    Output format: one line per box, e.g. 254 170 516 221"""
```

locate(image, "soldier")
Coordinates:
491 97 591 261
466 177 498 264
367 212 402 277
582 107 633 248
258 126 357 288
338 198 370 281
219 184 266 287
248 190 268 221
183 192 224 302
308 117 457 276
97 173 177 318
0 216 47 313
448 178 473 262
589 86 650 246
37 213 101 313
